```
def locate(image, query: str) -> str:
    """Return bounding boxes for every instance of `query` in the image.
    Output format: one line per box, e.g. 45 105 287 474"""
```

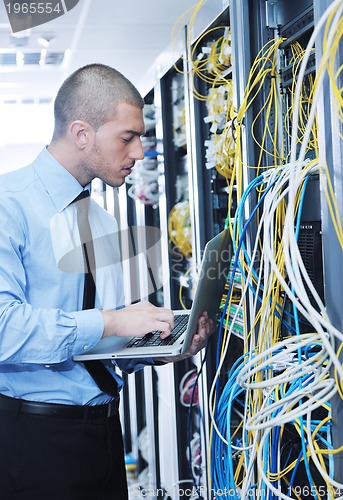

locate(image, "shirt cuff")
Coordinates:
72 308 104 355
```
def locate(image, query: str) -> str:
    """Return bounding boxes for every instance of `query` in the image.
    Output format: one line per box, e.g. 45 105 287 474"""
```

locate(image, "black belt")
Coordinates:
0 393 119 419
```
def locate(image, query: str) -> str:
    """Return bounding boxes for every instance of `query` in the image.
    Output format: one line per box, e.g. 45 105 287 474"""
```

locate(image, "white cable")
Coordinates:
245 380 336 430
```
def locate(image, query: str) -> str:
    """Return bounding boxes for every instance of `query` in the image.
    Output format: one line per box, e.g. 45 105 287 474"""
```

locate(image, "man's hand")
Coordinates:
101 300 174 339
155 311 215 364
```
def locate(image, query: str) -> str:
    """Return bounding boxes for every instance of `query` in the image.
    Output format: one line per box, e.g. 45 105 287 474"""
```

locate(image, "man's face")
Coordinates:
83 102 145 187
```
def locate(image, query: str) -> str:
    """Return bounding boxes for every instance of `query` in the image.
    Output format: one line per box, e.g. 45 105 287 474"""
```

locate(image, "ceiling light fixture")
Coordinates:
16 50 25 66
38 34 56 48
11 27 31 47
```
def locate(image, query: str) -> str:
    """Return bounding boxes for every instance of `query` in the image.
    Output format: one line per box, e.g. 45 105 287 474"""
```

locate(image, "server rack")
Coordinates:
188 5 233 250
159 58 193 311
108 0 343 497
157 51 207 496
112 66 191 495
115 93 166 496
185 7 243 499
225 0 342 497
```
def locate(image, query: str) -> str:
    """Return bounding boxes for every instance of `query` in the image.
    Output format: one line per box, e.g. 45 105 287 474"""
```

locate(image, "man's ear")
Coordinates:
69 120 94 150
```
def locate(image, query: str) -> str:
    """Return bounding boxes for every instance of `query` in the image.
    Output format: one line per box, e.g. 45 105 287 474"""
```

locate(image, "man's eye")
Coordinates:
122 137 133 143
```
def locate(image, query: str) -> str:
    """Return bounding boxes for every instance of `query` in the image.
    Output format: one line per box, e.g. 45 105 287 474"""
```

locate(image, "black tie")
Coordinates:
73 190 118 398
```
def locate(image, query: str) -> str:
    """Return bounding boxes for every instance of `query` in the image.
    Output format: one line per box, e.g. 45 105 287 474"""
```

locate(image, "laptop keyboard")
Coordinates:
126 314 189 348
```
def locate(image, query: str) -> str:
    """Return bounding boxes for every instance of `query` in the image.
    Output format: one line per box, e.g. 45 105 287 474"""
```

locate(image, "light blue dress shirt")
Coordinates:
0 147 150 405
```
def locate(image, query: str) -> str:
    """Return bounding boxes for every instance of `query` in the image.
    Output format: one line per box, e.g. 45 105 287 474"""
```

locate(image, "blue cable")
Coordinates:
211 355 247 498
231 173 299 332
288 448 304 494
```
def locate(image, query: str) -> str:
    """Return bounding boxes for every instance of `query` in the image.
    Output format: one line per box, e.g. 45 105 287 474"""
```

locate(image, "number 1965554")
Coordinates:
5 2 62 15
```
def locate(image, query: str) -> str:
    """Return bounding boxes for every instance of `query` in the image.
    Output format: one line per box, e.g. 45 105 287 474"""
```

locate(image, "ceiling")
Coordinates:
0 0 197 101
0 0 196 173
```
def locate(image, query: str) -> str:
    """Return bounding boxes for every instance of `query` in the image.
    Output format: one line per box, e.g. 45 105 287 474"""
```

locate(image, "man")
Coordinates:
0 64 213 499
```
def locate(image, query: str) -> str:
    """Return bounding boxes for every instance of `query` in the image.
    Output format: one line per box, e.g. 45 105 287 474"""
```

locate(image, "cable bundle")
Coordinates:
204 81 235 179
233 36 286 183
126 128 161 206
168 200 192 258
180 369 199 407
210 158 341 499
209 2 343 498
190 27 232 101
284 42 318 159
126 158 160 206
189 26 235 180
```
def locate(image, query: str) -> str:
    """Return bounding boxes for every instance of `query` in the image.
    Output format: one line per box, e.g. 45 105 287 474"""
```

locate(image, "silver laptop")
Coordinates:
73 228 231 361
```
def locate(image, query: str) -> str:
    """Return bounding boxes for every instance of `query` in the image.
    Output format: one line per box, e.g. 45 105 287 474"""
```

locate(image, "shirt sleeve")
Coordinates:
0 198 104 365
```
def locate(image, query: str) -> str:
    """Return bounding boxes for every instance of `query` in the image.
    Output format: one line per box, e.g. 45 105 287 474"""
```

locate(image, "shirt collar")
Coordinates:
33 147 91 212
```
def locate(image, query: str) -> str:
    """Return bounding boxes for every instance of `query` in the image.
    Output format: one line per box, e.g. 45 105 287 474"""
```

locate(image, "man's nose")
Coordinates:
130 137 145 161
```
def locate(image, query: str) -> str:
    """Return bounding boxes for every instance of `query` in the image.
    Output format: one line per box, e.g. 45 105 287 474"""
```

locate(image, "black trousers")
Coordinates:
0 400 128 500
